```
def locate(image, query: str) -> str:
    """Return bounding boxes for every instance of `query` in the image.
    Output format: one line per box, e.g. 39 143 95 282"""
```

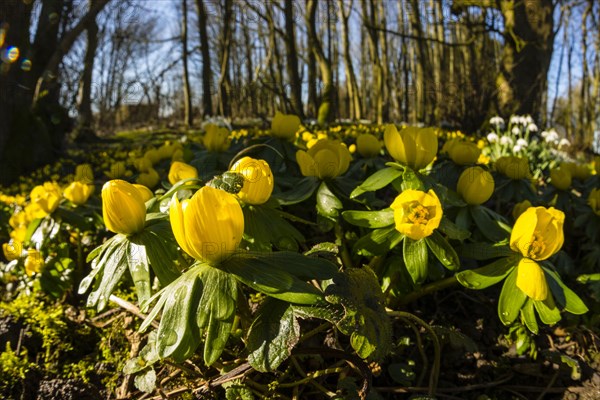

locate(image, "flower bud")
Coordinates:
230 157 274 205
64 181 94 205
457 167 494 205
549 167 571 191
102 180 146 235
271 111 301 140
168 161 198 185
296 139 351 179
356 134 381 158
384 125 438 170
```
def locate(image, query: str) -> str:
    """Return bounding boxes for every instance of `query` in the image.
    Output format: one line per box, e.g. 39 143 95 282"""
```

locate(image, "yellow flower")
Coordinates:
512 200 532 220
573 164 591 181
136 167 160 189
133 184 154 203
390 189 443 240
457 167 495 205
144 148 161 164
25 202 46 220
588 188 600 216
549 167 571 191
384 125 438 170
509 207 564 301
168 161 198 185
102 180 146 235
447 140 481 165
10 227 27 243
230 157 274 205
24 249 44 276
495 156 530 180
134 157 153 173
105 161 128 179
169 186 244 264
2 241 22 261
30 182 62 215
74 164 94 184
356 134 382 158
63 181 94 205
271 111 301 140
296 139 351 179
510 206 564 261
516 258 548 301
203 124 230 152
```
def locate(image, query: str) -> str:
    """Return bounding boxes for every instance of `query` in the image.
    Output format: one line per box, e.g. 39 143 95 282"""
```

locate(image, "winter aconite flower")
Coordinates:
230 157 274 205
549 167 571 191
168 161 198 185
356 134 382 158
64 181 94 205
457 167 494 205
390 189 443 240
24 249 44 276
271 111 301 140
170 186 244 264
443 139 481 165
296 139 351 179
384 125 438 170
136 167 160 189
495 156 531 180
588 188 600 216
30 182 62 216
512 200 532 220
510 207 565 301
74 163 94 184
2 240 21 261
133 184 154 203
203 124 230 152
102 180 146 235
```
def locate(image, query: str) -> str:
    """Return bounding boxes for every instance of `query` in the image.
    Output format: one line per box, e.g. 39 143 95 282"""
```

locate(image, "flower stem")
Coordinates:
397 275 458 305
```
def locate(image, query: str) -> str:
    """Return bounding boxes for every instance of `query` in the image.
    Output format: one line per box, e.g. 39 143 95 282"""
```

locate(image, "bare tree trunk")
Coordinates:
362 0 384 124
283 0 304 118
195 0 213 117
75 0 99 140
338 0 361 120
217 0 232 116
307 0 334 124
182 0 193 126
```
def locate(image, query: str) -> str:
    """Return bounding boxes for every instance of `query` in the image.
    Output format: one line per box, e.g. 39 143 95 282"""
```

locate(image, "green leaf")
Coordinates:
533 295 561 325
138 222 184 285
438 217 470 241
425 231 460 271
403 238 428 285
498 268 527 325
470 205 509 242
342 209 394 228
400 167 424 191
195 266 237 365
456 256 516 290
543 268 588 315
156 266 202 359
133 368 156 393
86 236 130 311
39 257 73 299
274 177 320 205
521 299 539 334
247 298 300 372
222 254 324 304
457 242 513 260
316 182 343 220
242 205 305 251
128 242 151 305
324 267 391 360
352 227 404 256
350 167 403 198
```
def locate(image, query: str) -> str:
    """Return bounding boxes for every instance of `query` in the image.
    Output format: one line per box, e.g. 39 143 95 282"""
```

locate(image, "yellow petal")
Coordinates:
296 150 317 177
510 207 538 256
516 259 548 301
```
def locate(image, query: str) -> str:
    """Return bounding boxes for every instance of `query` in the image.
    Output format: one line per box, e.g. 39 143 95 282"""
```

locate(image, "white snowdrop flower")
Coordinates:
513 144 523 153
516 138 528 147
511 126 521 135
490 116 505 127
541 130 549 138
500 136 514 145
545 130 559 143
524 115 534 125
509 115 520 125
558 138 570 148
487 132 499 143
526 123 538 132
